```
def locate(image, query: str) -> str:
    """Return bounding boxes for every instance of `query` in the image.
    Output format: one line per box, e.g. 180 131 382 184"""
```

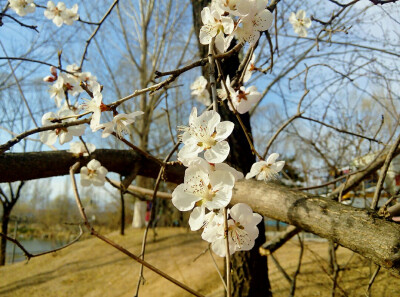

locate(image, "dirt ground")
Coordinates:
0 227 399 296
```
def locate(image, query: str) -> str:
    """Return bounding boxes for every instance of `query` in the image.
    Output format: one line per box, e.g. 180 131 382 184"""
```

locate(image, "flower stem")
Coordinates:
208 38 218 112
223 207 232 297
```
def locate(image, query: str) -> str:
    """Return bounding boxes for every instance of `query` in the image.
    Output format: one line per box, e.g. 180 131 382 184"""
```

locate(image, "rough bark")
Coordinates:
231 180 400 275
0 149 184 184
0 209 10 266
120 191 125 235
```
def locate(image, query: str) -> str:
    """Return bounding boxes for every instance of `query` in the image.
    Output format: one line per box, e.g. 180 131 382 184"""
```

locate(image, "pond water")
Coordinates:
5 239 66 264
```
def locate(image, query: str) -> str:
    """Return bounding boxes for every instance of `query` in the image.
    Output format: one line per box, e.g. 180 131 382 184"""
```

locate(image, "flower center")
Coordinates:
297 18 305 26
55 127 68 135
87 169 97 178
191 125 217 149
237 90 249 102
229 222 249 248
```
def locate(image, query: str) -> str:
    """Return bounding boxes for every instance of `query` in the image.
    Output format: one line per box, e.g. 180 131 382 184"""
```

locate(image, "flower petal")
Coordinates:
172 184 201 211
189 206 206 231
266 153 280 164
214 121 234 141
205 141 230 163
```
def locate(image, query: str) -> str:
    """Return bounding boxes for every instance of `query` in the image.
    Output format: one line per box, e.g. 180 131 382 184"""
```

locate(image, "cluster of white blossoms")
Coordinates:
44 1 79 27
40 63 143 188
34 0 289 259
43 65 97 107
41 67 144 144
8 0 35 17
173 106 284 257
199 0 274 53
8 1 79 27
39 105 85 145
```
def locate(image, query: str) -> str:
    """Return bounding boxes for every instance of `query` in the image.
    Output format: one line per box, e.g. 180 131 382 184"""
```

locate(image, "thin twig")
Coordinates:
154 42 243 78
79 0 119 69
270 253 292 284
209 245 228 292
371 133 400 210
299 115 384 144
0 118 90 154
134 142 180 297
289 234 304 297
223 207 231 297
263 113 302 159
0 41 38 128
111 132 163 166
208 38 218 112
365 266 381 297
1 14 38 31
260 225 301 255
0 225 83 261
215 58 263 160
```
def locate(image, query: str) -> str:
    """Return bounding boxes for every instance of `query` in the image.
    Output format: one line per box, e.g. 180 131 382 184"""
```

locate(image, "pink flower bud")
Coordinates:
43 75 56 82
50 66 58 77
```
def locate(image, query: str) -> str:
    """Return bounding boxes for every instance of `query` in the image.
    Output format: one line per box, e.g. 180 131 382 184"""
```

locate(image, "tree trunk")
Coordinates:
0 208 10 266
120 191 125 235
191 1 272 296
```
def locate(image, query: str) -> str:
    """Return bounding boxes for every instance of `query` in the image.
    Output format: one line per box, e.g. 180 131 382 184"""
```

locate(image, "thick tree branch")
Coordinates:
0 149 184 184
231 180 400 275
2 149 400 274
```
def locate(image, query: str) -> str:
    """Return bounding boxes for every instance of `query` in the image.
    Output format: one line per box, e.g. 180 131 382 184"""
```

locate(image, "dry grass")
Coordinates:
1 228 399 296
0 228 224 297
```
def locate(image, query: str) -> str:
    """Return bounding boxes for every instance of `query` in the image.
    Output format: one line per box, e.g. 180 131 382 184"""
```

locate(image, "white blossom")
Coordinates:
47 73 81 107
68 142 96 157
205 203 262 257
172 164 235 231
178 107 234 164
8 0 36 17
62 3 78 25
230 85 262 114
190 76 211 106
213 0 242 16
82 82 107 130
94 111 144 138
235 0 273 45
79 71 98 89
246 153 285 181
48 75 66 107
289 9 312 37
217 75 236 102
181 157 244 181
199 5 234 53
243 54 256 83
39 109 85 145
44 1 79 27
218 76 261 114
65 64 97 90
80 159 108 187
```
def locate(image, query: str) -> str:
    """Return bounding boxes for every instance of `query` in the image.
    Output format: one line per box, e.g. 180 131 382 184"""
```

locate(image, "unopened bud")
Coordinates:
50 66 58 77
43 75 56 82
